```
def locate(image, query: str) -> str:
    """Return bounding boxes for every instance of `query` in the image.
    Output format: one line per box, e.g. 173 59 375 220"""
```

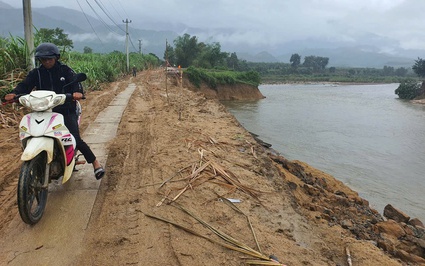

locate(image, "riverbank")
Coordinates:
0 70 423 265
411 98 425 104
181 76 265 100
165 71 425 264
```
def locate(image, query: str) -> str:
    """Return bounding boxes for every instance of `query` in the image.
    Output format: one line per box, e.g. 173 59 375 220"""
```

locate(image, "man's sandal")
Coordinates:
94 167 105 180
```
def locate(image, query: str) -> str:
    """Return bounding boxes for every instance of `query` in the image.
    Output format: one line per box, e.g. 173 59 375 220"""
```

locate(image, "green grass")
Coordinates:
184 67 261 89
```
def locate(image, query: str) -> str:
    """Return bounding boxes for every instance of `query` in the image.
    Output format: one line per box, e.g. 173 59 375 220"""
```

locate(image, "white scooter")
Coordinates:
14 73 87 225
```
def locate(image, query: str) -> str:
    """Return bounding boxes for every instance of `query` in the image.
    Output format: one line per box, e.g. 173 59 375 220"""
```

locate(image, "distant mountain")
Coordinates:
0 1 12 8
238 51 279 63
0 4 177 57
35 7 105 32
0 2 420 68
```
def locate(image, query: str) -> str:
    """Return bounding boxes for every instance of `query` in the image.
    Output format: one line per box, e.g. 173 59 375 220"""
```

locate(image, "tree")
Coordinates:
383 65 394 76
34 28 73 52
348 69 356 76
412 57 425 78
227 52 239 70
303 55 329 71
290 53 301 68
317 56 329 70
164 42 175 66
83 46 93 54
394 67 408 77
173 33 200 67
194 42 227 68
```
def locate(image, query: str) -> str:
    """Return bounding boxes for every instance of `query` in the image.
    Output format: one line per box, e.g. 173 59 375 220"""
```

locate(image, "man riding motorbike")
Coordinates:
5 42 105 180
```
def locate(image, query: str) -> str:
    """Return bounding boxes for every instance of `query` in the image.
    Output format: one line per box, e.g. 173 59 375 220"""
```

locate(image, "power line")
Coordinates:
93 0 125 33
75 0 138 53
75 0 104 45
116 0 129 20
105 0 124 24
85 0 123 36
128 35 139 53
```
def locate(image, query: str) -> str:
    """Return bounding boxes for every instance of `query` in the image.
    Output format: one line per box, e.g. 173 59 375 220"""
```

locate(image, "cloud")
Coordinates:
69 32 125 42
2 0 425 55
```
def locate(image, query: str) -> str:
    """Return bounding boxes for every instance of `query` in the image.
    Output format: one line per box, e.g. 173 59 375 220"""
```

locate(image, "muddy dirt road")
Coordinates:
0 70 405 265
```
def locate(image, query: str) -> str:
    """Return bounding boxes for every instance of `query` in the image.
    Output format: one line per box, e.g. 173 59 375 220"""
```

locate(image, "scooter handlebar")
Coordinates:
1 94 23 105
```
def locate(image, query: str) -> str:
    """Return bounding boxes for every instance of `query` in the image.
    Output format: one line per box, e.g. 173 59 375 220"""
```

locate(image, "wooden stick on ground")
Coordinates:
346 246 352 266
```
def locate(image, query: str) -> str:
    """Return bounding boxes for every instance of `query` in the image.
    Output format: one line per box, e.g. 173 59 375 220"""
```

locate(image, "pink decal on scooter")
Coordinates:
48 114 58 129
61 133 74 165
65 145 74 165
26 115 31 131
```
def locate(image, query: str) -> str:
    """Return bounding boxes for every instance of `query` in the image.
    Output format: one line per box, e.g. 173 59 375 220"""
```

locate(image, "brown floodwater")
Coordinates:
223 83 425 222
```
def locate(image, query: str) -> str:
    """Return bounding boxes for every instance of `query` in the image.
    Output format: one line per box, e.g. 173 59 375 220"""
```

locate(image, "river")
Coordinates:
222 83 425 222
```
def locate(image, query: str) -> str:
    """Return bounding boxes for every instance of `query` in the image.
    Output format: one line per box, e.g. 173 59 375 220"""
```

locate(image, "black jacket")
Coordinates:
12 61 83 115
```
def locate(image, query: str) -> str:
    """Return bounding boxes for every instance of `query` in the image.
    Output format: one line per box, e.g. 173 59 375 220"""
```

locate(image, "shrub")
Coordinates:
184 66 261 89
185 66 215 88
395 80 422 100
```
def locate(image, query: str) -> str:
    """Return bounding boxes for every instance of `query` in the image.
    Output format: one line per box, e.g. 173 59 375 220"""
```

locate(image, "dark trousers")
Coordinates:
63 113 96 164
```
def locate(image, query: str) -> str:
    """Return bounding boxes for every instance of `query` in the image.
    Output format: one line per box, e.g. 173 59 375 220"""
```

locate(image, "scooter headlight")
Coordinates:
28 95 52 111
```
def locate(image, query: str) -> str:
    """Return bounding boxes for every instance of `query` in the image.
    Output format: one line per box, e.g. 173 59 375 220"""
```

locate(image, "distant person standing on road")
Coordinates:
132 65 137 77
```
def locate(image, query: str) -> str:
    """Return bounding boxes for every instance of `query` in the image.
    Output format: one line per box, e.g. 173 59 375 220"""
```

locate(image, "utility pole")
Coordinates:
165 39 169 103
122 18 131 72
23 0 34 69
138 39 142 54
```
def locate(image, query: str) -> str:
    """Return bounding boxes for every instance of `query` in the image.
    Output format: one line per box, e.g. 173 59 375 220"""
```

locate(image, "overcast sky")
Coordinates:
2 0 425 54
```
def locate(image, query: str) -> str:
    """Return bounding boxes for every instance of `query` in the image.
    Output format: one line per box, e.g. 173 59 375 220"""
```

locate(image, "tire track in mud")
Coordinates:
0 172 18 232
0 141 21 232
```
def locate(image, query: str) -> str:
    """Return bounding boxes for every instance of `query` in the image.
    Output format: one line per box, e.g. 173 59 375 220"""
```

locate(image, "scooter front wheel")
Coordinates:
17 151 48 225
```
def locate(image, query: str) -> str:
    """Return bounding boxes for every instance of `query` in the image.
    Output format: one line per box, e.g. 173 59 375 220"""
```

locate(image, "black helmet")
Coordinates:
35 43 60 59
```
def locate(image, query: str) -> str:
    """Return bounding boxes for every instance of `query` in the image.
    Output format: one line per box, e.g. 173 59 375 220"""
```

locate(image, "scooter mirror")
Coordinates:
74 73 87 83
63 73 87 88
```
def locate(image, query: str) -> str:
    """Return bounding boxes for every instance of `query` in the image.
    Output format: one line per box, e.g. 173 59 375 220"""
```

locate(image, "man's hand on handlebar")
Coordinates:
72 92 84 100
2 93 18 105
4 93 17 101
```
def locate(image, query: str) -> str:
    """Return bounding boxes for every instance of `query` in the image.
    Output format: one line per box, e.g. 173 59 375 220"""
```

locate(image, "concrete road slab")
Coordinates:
95 105 127 123
110 97 129 105
81 142 110 157
83 122 120 143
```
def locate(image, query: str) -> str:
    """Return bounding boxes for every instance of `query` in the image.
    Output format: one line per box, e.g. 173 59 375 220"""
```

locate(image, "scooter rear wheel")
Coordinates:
17 151 48 225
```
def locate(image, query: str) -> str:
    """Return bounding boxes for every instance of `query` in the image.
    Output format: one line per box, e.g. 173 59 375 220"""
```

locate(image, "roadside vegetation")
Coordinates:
395 80 422 100
0 29 160 99
184 67 260 89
